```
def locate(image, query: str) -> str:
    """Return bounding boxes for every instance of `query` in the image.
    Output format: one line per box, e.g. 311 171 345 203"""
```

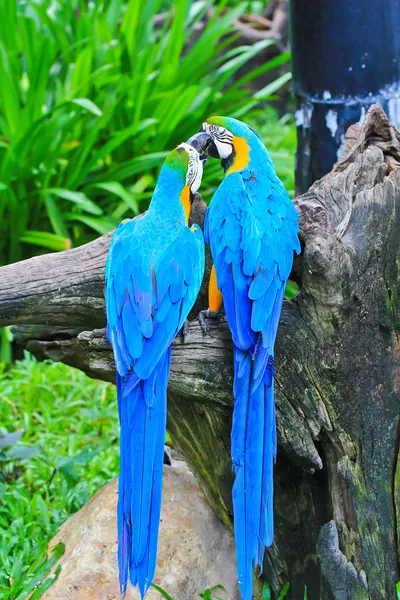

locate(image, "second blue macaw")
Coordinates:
105 140 207 597
200 117 300 600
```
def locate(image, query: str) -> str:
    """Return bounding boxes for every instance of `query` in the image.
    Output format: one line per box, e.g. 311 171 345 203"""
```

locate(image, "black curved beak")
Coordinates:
186 132 212 161
197 126 220 159
205 139 220 159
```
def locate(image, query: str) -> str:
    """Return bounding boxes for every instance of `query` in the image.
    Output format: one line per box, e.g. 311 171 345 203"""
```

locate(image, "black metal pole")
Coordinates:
289 0 400 193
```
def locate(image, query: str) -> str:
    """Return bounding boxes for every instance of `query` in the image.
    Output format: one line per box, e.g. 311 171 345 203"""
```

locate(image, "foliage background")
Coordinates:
0 0 292 265
0 359 118 598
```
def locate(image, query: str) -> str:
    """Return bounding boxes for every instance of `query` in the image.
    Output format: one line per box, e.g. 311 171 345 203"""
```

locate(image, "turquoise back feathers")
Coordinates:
105 145 205 598
203 116 300 600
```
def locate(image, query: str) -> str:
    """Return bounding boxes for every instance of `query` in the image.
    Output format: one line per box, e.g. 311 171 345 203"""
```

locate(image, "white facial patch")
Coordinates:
203 122 234 159
177 142 204 193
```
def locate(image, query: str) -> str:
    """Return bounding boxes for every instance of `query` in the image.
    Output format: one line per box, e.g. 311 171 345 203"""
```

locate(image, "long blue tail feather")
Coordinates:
257 381 275 566
117 349 171 598
232 347 275 600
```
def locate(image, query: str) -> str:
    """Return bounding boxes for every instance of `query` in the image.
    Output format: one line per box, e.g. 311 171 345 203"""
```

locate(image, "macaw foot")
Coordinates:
180 319 190 343
198 309 223 336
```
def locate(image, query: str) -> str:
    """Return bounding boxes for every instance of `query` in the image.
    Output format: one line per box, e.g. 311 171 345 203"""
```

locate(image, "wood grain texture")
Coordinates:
1 106 399 599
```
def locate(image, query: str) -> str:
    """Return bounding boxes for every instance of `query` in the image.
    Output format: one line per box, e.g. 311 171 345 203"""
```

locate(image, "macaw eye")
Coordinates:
203 123 234 159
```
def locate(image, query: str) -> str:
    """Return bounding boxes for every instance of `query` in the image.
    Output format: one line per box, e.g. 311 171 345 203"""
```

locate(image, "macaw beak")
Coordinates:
186 131 212 161
199 126 220 159
204 140 219 159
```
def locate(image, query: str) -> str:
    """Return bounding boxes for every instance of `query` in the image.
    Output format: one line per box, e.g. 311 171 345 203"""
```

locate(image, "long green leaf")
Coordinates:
28 565 62 600
89 182 139 214
70 98 102 117
0 41 20 137
151 583 175 600
101 152 168 183
158 0 187 88
262 582 271 600
254 72 293 100
19 231 71 251
44 188 102 215
233 72 292 118
63 213 117 235
277 582 290 599
44 195 70 238
15 543 65 600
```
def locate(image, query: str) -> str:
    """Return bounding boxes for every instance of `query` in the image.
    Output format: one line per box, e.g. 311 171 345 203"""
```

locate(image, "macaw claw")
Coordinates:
198 309 224 336
180 319 190 343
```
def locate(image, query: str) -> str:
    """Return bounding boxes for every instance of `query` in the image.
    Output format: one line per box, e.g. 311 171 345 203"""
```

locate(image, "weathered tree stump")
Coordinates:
0 105 399 599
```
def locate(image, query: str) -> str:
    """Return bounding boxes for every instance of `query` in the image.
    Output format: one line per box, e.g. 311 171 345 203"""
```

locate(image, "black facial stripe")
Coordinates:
213 131 231 140
187 161 198 185
207 124 232 141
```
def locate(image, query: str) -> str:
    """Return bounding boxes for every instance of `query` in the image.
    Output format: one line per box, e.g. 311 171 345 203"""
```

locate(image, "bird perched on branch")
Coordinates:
192 117 300 600
105 138 209 598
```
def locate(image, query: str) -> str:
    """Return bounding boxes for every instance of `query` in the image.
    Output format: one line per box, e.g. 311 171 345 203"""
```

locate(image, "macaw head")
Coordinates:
169 143 205 193
160 137 209 221
200 116 265 174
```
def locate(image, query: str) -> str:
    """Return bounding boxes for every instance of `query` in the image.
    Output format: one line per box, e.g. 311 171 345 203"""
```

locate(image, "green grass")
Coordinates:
0 358 119 599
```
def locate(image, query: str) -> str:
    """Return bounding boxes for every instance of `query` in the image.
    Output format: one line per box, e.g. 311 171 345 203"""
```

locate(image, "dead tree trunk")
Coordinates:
0 105 399 599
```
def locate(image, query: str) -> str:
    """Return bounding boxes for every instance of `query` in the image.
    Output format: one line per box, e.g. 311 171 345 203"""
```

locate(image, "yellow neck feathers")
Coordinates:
179 184 191 223
179 137 250 220
226 136 250 175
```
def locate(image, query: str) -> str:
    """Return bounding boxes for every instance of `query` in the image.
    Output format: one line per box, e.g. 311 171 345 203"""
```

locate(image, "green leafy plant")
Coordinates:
151 583 175 600
0 0 290 265
199 584 227 599
396 580 400 600
263 581 291 599
0 429 40 484
151 582 227 599
0 358 119 599
284 279 299 300
14 543 65 600
262 581 271 599
277 582 290 599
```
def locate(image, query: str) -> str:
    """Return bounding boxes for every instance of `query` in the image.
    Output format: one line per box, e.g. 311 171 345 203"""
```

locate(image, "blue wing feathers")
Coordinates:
105 212 204 598
169 262 184 303
154 292 172 322
116 326 133 376
207 154 299 600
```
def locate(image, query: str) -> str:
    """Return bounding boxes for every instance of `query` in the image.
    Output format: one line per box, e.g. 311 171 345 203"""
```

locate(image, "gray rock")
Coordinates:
44 459 240 600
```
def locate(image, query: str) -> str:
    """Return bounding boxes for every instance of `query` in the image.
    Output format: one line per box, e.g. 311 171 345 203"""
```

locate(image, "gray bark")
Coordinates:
1 105 399 600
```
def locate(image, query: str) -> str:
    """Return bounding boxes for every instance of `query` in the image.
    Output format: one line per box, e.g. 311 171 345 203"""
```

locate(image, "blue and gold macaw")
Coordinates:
198 117 300 599
105 140 208 597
